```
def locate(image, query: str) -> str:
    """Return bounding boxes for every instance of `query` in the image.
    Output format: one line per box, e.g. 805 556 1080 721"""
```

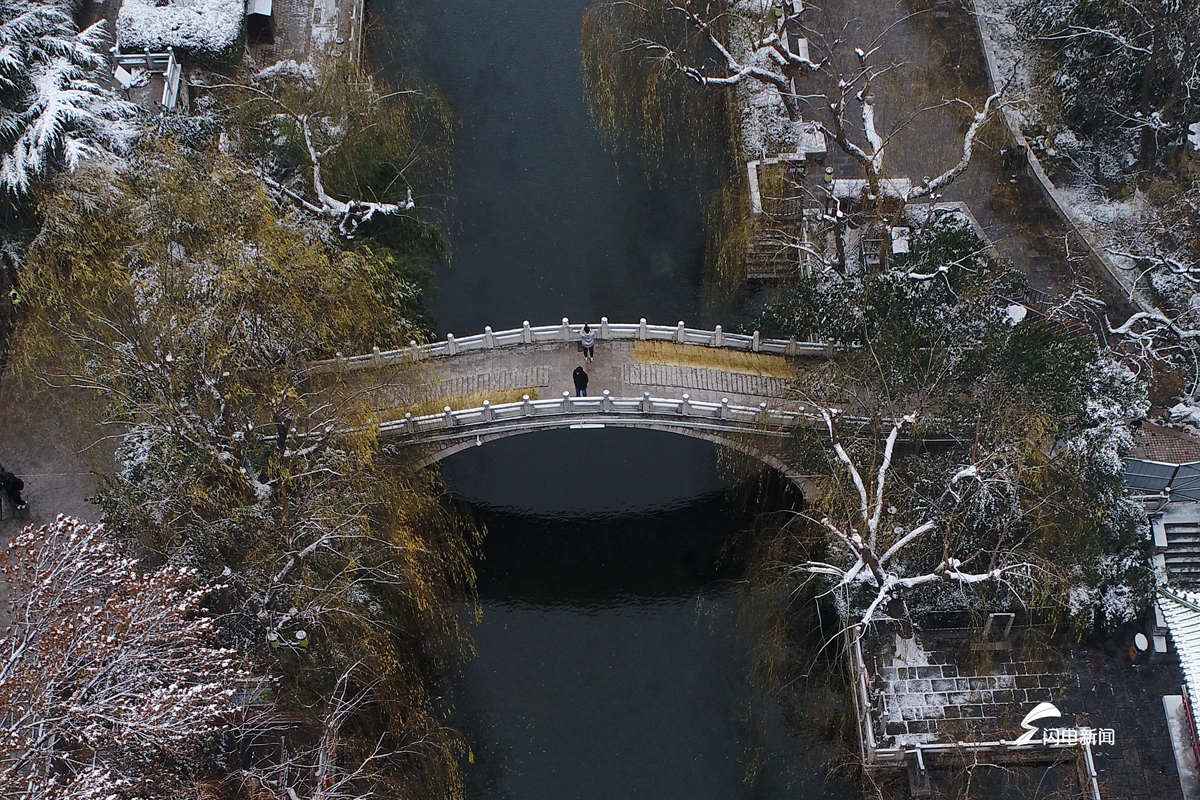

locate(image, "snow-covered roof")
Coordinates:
1131 423 1200 466
1158 589 1200 742
117 0 245 59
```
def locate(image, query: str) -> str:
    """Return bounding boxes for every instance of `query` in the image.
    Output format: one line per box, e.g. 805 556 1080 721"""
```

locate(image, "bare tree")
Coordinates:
635 0 1004 204
792 409 1033 639
0 516 250 800
234 664 450 800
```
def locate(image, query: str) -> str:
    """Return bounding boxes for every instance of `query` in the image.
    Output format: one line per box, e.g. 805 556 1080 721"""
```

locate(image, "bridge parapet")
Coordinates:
310 318 831 375
381 391 817 441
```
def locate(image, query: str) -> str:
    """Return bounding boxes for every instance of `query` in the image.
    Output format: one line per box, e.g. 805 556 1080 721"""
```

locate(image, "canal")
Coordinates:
371 1 854 795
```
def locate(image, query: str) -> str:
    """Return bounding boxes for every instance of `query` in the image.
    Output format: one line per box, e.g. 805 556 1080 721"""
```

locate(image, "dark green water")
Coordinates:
371 2 854 798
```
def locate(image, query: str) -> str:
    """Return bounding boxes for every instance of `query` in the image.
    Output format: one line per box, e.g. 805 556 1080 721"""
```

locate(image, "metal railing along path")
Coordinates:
308 318 832 374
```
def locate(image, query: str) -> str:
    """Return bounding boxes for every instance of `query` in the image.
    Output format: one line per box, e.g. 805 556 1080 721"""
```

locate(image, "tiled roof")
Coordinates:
1158 589 1200 743
1131 423 1200 465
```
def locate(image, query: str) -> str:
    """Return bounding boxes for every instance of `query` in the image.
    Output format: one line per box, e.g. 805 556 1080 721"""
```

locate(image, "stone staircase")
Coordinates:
1163 516 1200 587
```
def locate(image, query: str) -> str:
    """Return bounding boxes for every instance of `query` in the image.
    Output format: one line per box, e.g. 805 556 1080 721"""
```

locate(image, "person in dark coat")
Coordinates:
572 366 589 397
0 468 26 516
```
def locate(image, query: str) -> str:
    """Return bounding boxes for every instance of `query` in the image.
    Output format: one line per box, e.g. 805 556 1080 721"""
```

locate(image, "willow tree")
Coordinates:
202 60 454 239
14 142 479 799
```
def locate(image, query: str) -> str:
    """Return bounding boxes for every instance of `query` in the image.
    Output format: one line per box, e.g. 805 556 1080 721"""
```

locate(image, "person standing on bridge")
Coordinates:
580 323 596 362
573 365 589 397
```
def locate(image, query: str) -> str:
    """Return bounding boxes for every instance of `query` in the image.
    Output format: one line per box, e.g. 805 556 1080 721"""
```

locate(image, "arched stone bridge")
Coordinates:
309 319 837 484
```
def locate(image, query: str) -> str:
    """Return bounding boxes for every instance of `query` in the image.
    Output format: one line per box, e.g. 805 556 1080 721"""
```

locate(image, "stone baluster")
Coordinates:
443 406 455 426
719 398 729 419
446 333 457 355
522 320 532 344
680 393 691 414
752 330 761 352
561 317 572 342
562 391 571 412
482 400 494 421
641 391 651 412
601 389 612 411
600 317 611 339
638 318 648 340
522 394 533 416
484 326 495 348
676 321 687 343
713 325 723 347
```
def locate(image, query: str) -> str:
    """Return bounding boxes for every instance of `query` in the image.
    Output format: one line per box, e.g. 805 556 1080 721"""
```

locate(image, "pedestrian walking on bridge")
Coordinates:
573 366 589 397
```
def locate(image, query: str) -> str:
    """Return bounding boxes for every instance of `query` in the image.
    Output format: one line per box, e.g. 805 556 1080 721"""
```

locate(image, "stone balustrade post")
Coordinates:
758 402 768 424
752 330 761 352
522 320 532 344
638 318 648 340
446 333 457 355
641 391 651 412
409 340 419 362
600 317 611 339
561 317 572 342
484 326 495 348
676 321 687 343
562 391 571 412
522 394 533 416
719 398 729 419
443 406 455 426
482 400 494 421
680 393 691 414
601 389 612 411
405 412 415 433
372 346 383 367
713 325 723 346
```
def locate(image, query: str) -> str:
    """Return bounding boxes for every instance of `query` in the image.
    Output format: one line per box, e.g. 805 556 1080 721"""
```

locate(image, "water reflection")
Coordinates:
439 429 851 800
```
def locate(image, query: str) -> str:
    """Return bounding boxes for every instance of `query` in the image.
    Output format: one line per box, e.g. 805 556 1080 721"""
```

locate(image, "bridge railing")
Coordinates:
309 318 831 375
378 390 814 438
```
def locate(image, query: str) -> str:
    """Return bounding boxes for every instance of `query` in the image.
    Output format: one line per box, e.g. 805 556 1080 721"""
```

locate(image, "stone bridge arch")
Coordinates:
309 319 836 492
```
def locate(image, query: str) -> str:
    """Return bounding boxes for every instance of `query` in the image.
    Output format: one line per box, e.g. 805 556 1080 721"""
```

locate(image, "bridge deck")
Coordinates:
347 339 802 419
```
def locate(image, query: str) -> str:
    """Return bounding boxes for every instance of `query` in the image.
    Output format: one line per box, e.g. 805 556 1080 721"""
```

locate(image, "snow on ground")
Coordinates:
117 0 244 58
972 0 1037 128
973 0 1193 319
730 0 801 157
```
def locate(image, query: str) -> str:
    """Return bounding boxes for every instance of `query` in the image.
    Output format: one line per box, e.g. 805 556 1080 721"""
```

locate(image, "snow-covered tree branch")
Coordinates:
0 516 250 799
198 61 446 238
0 0 137 194
794 409 1032 639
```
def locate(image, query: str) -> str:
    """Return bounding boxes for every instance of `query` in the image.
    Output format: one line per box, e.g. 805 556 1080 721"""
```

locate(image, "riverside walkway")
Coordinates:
309 319 833 481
